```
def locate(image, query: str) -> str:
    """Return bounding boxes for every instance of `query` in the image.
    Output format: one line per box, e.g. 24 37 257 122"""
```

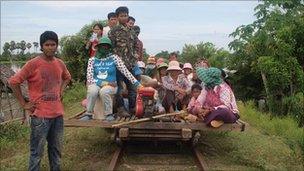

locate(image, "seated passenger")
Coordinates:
196 67 239 127
83 37 141 121
162 61 191 113
187 84 203 116
183 63 194 86
144 56 157 79
156 62 168 102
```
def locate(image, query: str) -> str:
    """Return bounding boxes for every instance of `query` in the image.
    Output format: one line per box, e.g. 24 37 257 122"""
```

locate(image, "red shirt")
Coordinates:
9 56 71 118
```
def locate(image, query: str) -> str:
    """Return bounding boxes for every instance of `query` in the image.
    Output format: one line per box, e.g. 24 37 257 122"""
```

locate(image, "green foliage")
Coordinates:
180 42 230 68
62 82 86 106
282 92 304 126
155 50 170 59
60 20 106 82
227 0 304 121
60 35 88 82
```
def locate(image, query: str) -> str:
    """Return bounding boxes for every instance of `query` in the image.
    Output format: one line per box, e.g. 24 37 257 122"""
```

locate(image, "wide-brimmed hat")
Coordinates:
147 56 156 64
196 67 223 89
167 61 182 71
157 62 168 70
137 61 146 68
183 63 193 70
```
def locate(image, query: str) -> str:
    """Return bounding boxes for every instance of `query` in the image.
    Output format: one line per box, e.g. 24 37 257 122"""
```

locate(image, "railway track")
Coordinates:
108 141 207 171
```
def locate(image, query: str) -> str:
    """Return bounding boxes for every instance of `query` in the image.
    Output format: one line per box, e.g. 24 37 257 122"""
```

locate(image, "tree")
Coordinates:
60 20 106 82
9 41 16 54
33 42 39 52
1 42 11 61
20 40 27 55
142 48 150 62
180 42 228 68
15 42 21 55
155 50 169 59
227 0 304 124
26 42 32 52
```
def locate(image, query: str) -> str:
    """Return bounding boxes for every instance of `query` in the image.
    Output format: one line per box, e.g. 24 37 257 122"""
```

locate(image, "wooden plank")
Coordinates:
64 119 113 128
192 147 208 170
129 129 180 134
67 110 86 120
181 128 192 139
119 128 129 138
128 134 182 138
120 122 243 131
112 111 186 127
64 118 244 132
108 146 123 171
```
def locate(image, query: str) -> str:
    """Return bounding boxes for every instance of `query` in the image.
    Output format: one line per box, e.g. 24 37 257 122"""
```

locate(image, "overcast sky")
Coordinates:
1 1 259 55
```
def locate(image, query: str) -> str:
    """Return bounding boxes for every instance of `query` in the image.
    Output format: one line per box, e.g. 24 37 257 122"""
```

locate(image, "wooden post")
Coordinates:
4 85 14 119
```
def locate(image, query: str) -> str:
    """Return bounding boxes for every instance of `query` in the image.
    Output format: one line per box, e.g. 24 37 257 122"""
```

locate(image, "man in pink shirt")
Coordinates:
9 31 71 171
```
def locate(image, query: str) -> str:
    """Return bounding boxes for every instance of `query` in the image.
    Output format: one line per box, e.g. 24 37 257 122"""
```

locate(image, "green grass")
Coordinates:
198 101 304 170
239 101 304 153
0 84 303 170
62 82 87 107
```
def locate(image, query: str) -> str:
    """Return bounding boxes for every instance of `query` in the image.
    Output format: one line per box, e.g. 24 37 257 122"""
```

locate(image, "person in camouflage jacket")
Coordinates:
109 6 141 116
108 8 138 70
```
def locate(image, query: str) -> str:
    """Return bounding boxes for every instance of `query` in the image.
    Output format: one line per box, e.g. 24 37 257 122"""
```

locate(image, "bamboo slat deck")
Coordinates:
64 111 247 132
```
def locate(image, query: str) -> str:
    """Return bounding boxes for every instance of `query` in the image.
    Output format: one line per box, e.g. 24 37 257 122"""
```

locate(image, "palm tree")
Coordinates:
26 43 32 53
2 42 11 59
20 40 27 55
9 41 16 54
33 42 39 52
15 42 21 54
3 42 10 52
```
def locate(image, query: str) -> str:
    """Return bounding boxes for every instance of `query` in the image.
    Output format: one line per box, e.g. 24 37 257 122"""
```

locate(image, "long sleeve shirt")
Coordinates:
108 24 138 70
196 82 239 114
86 53 139 87
162 74 191 97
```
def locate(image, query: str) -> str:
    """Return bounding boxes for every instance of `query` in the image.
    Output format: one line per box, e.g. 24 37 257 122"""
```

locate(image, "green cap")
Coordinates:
157 63 168 69
98 37 112 47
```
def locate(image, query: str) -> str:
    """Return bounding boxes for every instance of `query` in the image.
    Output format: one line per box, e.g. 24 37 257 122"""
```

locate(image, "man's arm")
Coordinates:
10 83 35 112
8 61 36 112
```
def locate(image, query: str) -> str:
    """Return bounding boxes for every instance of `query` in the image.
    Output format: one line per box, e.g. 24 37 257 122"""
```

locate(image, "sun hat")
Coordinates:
183 63 193 70
196 67 223 89
137 61 146 68
157 62 168 70
167 61 182 71
147 56 156 64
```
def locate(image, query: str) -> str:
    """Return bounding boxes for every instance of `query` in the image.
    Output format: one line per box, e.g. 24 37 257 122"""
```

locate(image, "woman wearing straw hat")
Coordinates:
162 61 191 113
196 67 239 128
183 63 194 86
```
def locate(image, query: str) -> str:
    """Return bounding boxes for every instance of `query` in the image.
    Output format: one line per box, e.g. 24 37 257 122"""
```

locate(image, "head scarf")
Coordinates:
196 67 223 89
